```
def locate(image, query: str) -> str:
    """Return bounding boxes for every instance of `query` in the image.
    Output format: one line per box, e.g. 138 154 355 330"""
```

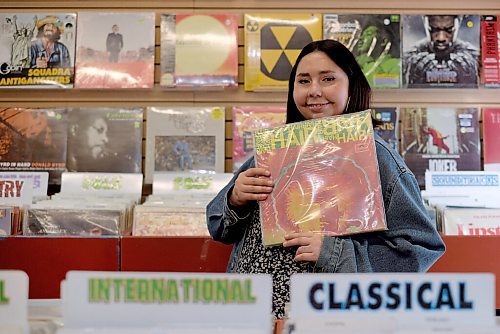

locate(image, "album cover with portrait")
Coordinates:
244 13 322 91
482 108 500 171
402 14 480 88
481 16 500 88
373 107 398 151
0 108 68 184
400 107 481 186
145 107 225 183
66 107 143 173
75 12 155 89
0 13 76 88
160 13 238 88
232 106 286 172
323 14 401 89
253 110 386 246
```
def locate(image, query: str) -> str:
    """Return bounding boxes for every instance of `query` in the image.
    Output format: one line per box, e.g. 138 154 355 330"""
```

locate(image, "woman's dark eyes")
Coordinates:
297 77 335 84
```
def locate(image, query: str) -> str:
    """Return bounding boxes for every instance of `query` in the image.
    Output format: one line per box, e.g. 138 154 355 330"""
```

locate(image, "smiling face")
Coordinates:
42 23 55 38
292 51 350 120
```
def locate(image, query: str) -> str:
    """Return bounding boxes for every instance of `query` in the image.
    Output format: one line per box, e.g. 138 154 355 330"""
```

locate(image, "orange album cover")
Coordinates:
253 110 386 246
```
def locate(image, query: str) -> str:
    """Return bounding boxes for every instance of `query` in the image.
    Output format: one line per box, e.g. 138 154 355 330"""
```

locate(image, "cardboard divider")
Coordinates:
0 236 120 299
120 236 231 272
429 235 500 309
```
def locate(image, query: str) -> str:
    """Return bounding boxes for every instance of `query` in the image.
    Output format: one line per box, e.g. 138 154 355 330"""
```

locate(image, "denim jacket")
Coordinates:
206 134 445 273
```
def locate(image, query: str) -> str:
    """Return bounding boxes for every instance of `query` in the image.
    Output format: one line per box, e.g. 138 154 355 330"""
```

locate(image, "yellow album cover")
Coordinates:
244 13 322 91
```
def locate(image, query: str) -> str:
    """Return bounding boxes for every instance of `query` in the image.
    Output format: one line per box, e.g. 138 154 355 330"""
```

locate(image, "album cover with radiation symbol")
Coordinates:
244 13 322 91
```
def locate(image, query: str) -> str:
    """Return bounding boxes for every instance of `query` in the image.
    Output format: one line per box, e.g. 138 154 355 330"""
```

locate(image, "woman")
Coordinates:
206 40 445 319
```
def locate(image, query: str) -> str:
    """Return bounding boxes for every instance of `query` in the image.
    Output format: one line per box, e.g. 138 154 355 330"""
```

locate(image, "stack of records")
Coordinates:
0 205 22 235
133 172 232 236
24 194 137 236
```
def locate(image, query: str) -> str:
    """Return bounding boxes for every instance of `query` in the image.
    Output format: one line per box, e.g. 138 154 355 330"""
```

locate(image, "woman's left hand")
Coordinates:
282 232 324 262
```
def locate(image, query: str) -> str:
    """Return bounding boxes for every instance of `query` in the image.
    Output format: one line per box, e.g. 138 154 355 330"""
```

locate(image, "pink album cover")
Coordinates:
253 110 386 246
232 106 286 172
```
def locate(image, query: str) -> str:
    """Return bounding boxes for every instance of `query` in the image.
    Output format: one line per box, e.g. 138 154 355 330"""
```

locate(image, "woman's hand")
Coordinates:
229 167 274 207
283 232 324 262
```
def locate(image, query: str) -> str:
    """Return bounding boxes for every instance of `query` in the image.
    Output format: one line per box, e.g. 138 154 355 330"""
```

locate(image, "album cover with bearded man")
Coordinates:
66 107 143 173
0 13 76 88
253 110 386 246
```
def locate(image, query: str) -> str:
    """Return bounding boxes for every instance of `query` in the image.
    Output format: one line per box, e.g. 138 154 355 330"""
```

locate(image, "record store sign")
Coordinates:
290 273 495 328
63 271 272 332
0 176 33 205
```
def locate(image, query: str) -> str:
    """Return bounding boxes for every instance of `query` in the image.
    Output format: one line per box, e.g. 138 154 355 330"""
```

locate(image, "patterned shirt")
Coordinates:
233 211 309 319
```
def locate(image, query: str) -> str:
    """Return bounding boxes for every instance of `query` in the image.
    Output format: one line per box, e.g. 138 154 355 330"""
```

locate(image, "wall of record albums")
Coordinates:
1 0 500 238
0 1 500 310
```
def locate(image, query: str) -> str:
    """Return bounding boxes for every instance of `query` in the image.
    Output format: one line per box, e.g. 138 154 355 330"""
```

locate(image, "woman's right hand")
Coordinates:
229 168 274 207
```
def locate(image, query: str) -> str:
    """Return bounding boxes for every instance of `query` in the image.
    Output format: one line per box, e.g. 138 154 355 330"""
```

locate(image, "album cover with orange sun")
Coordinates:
160 13 238 88
253 110 386 246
